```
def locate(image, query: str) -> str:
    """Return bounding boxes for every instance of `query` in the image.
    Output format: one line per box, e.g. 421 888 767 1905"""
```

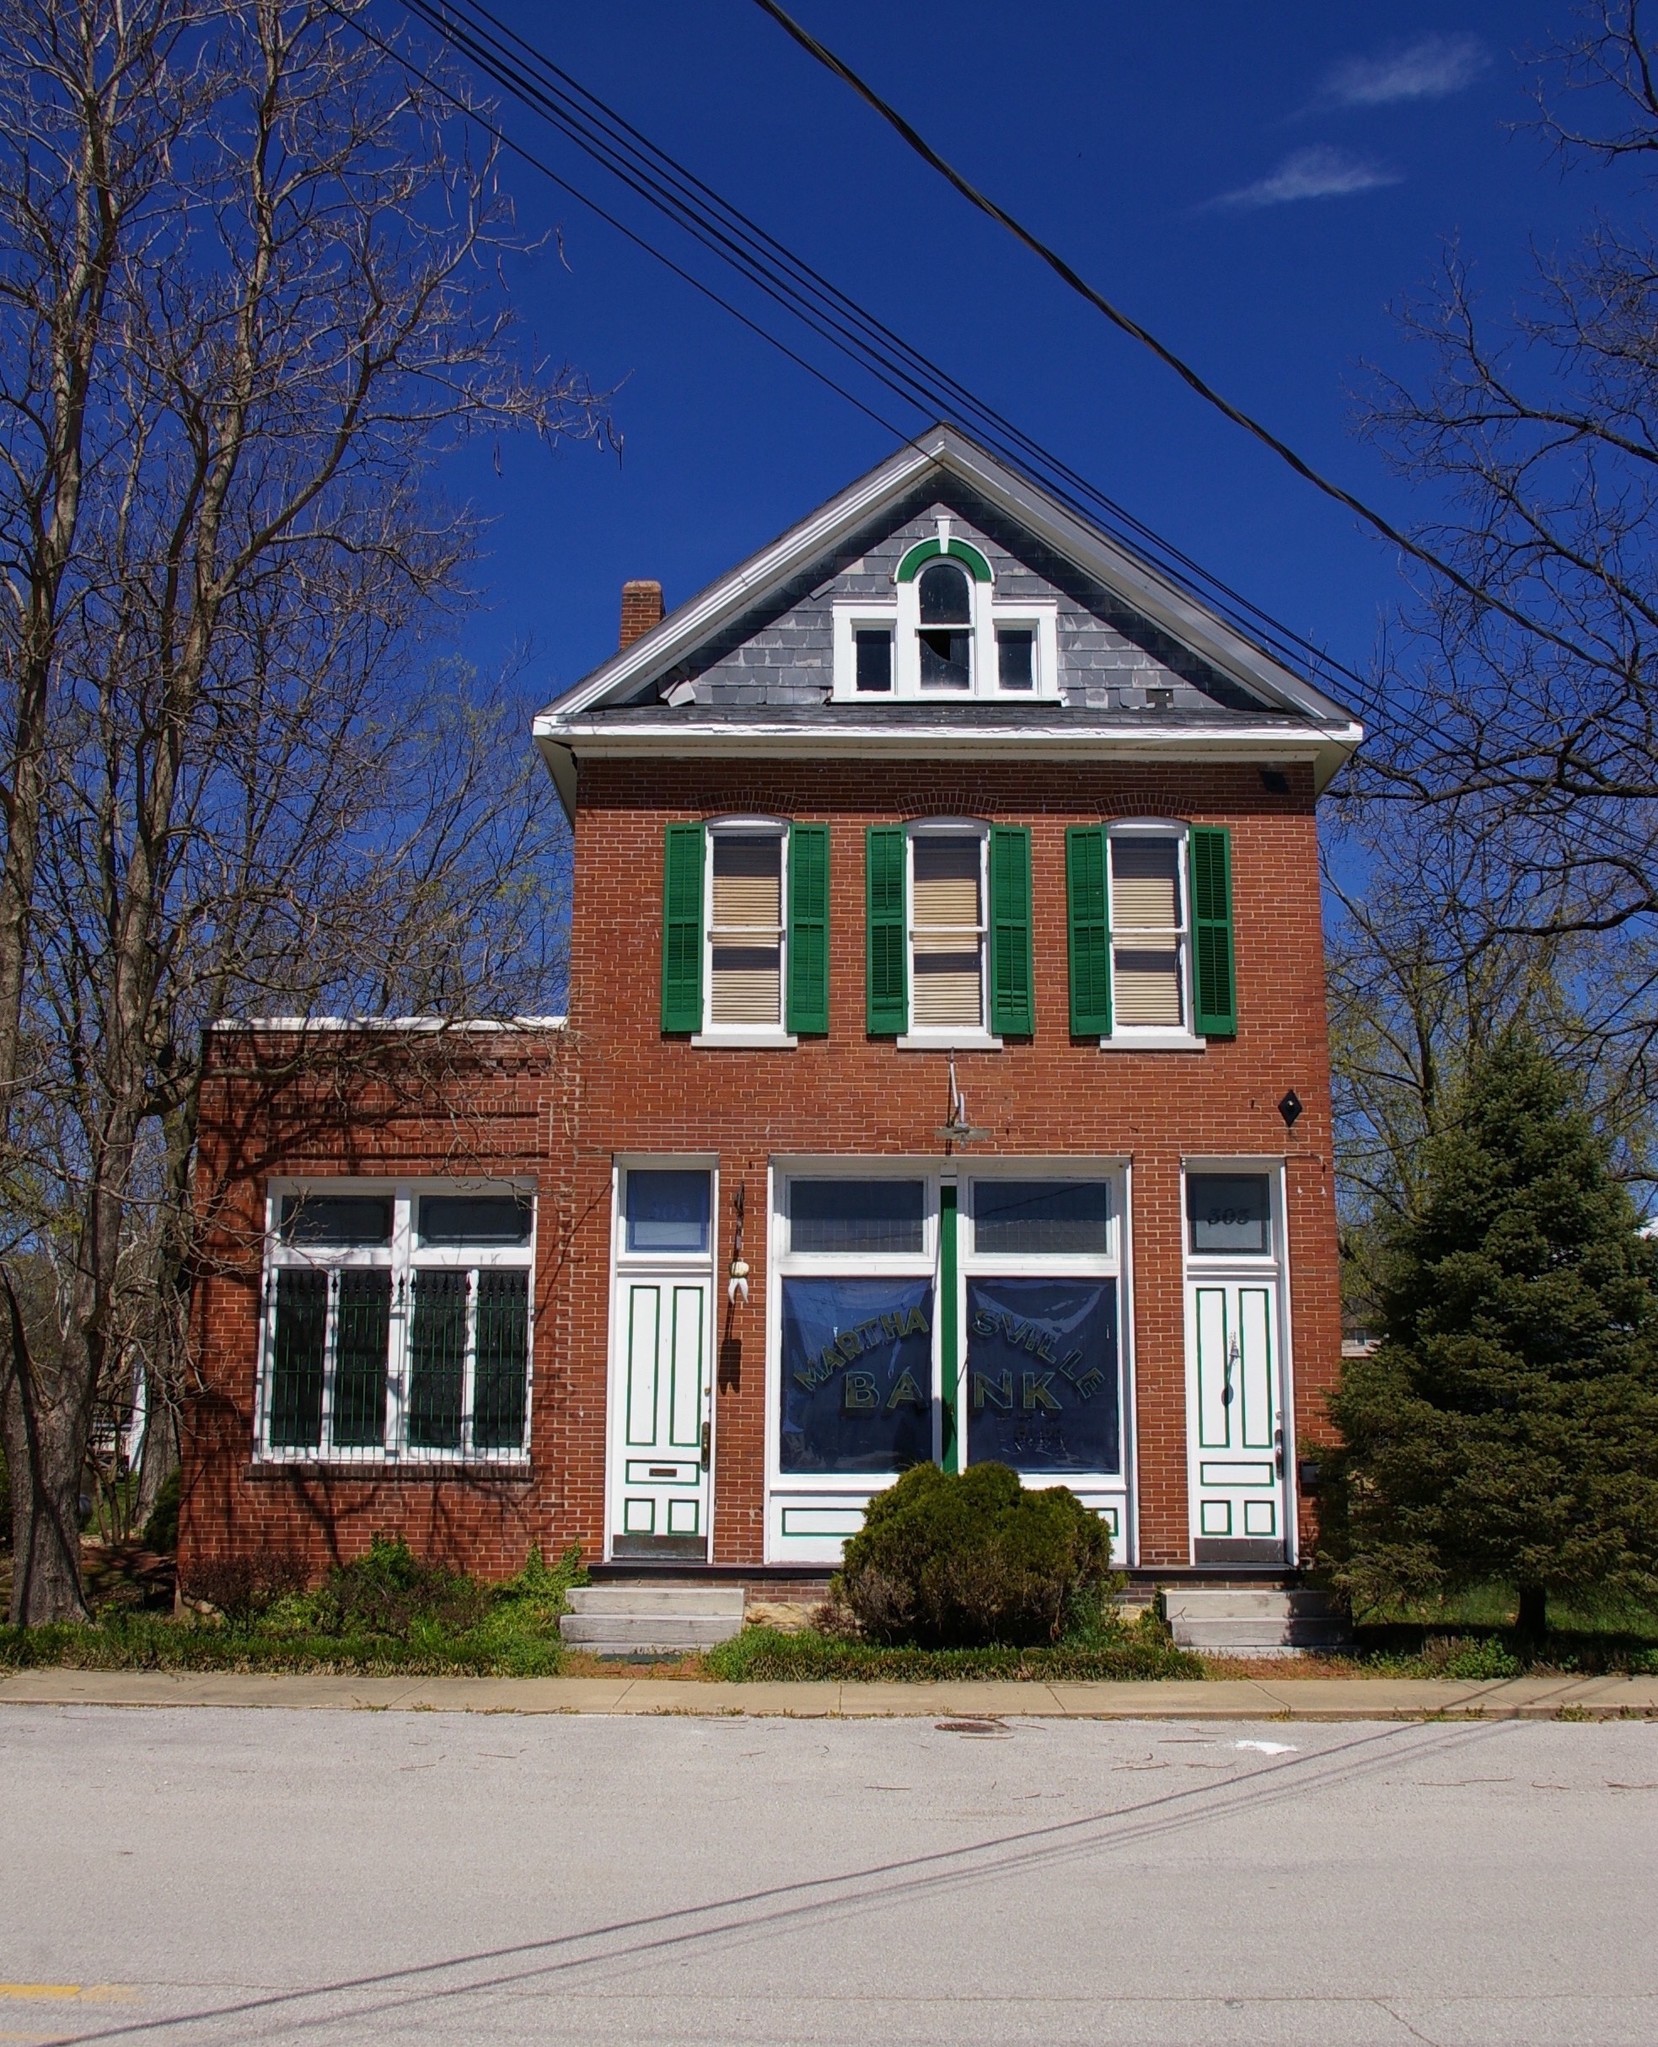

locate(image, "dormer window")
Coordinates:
917 560 973 691
831 525 1057 701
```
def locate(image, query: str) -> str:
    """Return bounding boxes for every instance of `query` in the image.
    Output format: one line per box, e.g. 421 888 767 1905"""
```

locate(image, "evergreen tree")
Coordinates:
1323 1034 1658 1637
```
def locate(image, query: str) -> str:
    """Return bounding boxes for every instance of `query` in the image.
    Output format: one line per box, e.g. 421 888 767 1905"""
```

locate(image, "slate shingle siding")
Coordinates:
657 480 1268 715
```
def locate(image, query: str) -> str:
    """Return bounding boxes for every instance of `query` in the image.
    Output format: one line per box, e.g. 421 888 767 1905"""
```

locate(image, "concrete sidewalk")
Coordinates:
2 1666 1656 1718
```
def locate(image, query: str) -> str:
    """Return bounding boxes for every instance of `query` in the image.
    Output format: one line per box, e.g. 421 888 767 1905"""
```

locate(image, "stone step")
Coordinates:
1170 1617 1351 1650
1161 1588 1343 1621
564 1586 746 1618
559 1612 744 1651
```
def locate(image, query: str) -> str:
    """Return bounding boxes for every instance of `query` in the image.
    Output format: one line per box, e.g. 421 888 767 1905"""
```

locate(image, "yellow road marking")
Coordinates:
0 1986 131 2003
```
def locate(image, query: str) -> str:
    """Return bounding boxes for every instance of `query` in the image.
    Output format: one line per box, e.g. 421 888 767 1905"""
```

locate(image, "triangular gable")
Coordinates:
539 424 1357 728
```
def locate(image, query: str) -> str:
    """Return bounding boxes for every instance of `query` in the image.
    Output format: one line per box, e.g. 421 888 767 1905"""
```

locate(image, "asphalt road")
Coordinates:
2 1706 1655 2046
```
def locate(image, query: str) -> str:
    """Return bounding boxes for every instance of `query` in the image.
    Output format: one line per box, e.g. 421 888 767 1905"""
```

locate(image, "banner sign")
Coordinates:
964 1277 1120 1474
780 1278 934 1474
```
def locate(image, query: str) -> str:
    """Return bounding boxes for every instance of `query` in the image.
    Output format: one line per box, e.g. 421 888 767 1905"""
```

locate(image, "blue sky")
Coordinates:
417 2 1606 713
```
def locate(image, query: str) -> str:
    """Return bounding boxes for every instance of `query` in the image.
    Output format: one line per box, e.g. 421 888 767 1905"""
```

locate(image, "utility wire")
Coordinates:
399 0 1341 697
747 0 1604 673
349 0 1653 883
387 0 1366 705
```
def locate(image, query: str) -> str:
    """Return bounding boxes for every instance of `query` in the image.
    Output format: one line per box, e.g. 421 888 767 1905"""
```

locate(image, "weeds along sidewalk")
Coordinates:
2 1667 1656 1719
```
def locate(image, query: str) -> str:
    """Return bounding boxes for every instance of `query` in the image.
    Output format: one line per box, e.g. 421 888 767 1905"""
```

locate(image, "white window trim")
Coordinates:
257 1178 536 1466
697 816 793 1045
898 818 999 1050
830 594 1059 701
763 1157 1134 1564
1100 819 1205 1053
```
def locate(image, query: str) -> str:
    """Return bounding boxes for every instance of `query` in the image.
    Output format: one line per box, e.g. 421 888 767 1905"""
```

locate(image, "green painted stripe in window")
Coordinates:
894 535 993 583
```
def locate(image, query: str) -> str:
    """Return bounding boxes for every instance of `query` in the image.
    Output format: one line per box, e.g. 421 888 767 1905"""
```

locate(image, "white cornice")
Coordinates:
549 718 1364 795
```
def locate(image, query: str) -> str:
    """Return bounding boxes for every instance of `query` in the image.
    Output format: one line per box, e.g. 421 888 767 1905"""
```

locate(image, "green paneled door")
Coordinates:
613 1276 712 1557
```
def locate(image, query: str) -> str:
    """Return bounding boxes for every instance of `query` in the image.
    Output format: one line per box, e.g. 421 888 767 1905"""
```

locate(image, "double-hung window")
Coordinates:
261 1185 534 1462
911 833 985 1030
708 830 785 1030
1065 822 1237 1044
661 820 829 1041
866 822 1033 1043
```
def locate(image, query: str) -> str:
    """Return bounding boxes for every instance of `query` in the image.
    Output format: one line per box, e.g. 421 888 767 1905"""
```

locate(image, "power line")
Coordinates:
380 0 1367 705
746 0 1604 675
340 0 1653 883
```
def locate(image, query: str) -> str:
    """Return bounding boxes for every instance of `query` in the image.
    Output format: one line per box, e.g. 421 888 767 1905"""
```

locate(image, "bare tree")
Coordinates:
0 0 605 1622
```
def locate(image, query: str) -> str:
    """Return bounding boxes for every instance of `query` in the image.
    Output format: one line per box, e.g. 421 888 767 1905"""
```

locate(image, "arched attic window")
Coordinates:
917 559 973 691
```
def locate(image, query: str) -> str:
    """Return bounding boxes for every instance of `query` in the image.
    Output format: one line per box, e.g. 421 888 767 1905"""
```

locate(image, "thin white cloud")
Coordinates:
1321 31 1490 107
1211 145 1403 211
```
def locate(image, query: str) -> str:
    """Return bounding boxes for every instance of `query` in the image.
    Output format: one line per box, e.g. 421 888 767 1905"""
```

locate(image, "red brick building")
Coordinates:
182 427 1361 1587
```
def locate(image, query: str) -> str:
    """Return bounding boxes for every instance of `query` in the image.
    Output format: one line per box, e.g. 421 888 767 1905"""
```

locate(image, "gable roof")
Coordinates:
534 423 1362 812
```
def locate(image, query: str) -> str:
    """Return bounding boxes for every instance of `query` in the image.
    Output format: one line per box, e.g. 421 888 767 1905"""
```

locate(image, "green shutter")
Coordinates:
660 822 705 1033
1189 825 1237 1037
786 823 829 1034
988 826 1033 1036
865 826 907 1035
1066 826 1112 1036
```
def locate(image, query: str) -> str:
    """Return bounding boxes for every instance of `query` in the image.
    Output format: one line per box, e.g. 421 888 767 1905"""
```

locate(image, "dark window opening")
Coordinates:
996 628 1035 690
918 560 971 624
920 630 972 689
855 629 893 693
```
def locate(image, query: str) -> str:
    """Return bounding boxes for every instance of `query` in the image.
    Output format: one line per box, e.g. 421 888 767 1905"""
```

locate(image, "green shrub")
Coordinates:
310 1536 489 1641
140 1470 180 1554
835 1462 1112 1649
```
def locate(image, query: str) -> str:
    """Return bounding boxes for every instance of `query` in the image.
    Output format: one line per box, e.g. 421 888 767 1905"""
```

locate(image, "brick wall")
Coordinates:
182 754 1342 1581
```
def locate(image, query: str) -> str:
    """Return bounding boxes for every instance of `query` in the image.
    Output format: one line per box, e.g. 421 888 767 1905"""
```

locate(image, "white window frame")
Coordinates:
898 817 1000 1051
959 1163 1132 1549
257 1178 536 1466
763 1157 1134 1565
1100 819 1205 1054
830 595 1059 701
692 816 796 1050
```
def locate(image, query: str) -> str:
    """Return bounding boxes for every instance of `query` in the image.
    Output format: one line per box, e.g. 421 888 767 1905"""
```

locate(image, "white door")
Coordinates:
610 1275 712 1560
1189 1280 1285 1560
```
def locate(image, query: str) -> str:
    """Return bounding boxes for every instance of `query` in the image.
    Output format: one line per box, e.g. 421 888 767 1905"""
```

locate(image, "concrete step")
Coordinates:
1171 1618 1351 1651
1162 1588 1343 1621
559 1613 743 1651
559 1582 747 1655
1162 1586 1351 1655
564 1586 745 1618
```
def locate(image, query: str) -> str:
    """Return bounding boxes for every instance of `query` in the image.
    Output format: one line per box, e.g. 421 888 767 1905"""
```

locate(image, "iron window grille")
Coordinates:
259 1185 534 1464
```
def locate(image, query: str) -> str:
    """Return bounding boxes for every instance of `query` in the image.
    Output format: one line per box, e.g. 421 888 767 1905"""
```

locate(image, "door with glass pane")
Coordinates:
609 1168 715 1561
1184 1170 1287 1563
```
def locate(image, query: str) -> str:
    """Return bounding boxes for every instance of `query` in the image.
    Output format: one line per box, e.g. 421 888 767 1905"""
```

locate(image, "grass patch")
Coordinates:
1341 1583 1658 1677
0 1541 583 1677
706 1610 1201 1683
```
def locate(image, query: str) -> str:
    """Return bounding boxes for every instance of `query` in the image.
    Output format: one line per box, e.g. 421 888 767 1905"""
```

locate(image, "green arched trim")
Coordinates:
894 536 993 584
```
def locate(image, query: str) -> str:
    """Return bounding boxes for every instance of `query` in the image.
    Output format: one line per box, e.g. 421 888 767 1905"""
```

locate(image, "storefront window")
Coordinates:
972 1179 1110 1255
964 1276 1119 1474
779 1277 934 1473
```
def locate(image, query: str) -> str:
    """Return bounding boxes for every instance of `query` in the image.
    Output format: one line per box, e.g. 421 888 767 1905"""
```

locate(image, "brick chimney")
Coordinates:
619 579 664 650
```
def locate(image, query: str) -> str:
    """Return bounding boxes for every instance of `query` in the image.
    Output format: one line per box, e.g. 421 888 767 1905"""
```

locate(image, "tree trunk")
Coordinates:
1 1304 90 1624
1515 1583 1547 1644
133 1376 179 1531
